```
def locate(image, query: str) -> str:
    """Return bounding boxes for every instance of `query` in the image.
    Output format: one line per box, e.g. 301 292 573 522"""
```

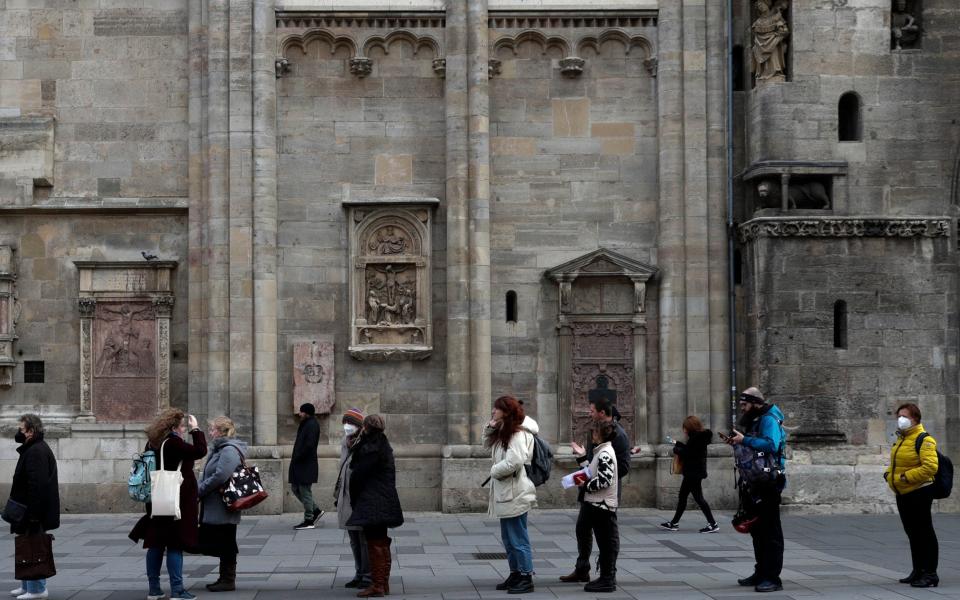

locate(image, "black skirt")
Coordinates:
198 523 238 558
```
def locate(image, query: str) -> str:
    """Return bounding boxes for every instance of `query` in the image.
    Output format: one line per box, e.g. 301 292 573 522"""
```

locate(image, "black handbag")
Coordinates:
14 533 56 580
2 498 26 524
220 445 268 512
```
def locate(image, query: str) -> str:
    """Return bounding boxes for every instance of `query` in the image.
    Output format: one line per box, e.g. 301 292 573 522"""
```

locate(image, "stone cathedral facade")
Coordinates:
0 0 957 513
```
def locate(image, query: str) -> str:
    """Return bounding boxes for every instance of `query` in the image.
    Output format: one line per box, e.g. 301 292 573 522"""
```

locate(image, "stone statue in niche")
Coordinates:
95 303 156 377
366 265 416 325
756 178 831 210
891 0 921 50
751 0 790 83
369 226 408 255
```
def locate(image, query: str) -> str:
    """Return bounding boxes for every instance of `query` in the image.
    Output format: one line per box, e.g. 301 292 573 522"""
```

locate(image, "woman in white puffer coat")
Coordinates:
485 395 539 595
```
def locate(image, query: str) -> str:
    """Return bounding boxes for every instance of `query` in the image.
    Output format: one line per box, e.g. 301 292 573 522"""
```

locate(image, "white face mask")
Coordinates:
344 423 359 436
897 416 912 431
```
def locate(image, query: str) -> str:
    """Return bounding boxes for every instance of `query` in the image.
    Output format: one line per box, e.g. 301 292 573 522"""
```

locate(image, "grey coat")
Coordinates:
198 437 248 526
335 433 361 530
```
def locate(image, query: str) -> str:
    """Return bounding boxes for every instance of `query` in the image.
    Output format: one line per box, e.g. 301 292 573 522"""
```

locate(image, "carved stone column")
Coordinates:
77 297 96 421
0 246 17 388
153 296 175 410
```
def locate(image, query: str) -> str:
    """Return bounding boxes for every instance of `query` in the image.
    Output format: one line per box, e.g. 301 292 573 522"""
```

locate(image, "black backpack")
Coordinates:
915 433 953 499
524 435 554 486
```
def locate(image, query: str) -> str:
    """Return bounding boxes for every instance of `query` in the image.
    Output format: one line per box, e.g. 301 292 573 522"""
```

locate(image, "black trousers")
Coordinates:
363 525 389 541
574 502 620 573
748 486 783 583
671 476 715 525
896 486 938 574
583 504 619 578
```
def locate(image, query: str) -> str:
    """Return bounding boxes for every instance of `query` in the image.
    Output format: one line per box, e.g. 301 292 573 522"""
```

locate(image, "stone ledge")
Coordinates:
739 216 951 242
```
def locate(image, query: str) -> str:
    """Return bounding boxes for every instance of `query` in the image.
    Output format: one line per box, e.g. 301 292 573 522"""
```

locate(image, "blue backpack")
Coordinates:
128 449 157 503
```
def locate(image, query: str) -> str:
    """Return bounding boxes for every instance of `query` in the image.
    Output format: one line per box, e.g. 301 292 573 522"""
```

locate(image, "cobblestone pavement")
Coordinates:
3 510 958 600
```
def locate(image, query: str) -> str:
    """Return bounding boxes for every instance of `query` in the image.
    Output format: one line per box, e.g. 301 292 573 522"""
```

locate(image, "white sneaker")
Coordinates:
147 595 165 600
9 589 23 598
16 591 49 600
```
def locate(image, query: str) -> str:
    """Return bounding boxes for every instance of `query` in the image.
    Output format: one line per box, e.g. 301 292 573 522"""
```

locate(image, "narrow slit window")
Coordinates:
838 92 862 141
24 361 44 384
833 300 848 349
506 290 518 323
732 45 745 92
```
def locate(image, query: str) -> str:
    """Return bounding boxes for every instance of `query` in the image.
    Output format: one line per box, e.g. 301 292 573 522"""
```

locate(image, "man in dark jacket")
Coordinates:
290 403 323 530
9 413 59 600
560 398 630 583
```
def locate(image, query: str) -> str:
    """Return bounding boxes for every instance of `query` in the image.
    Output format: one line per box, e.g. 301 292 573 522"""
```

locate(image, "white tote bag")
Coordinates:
150 438 183 519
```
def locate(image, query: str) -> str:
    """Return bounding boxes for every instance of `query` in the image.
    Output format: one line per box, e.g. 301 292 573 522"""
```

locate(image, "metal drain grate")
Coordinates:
473 552 508 560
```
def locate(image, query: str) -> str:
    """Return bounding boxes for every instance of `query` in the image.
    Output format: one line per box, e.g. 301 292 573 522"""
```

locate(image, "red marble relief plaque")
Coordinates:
293 340 335 415
92 302 157 421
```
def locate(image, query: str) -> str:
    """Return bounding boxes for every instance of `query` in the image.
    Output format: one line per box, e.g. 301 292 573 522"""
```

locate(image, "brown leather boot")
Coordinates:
383 537 392 595
559 569 591 583
357 539 387 598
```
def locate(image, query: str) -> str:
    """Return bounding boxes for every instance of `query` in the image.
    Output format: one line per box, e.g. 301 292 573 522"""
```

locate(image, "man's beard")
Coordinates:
737 409 756 430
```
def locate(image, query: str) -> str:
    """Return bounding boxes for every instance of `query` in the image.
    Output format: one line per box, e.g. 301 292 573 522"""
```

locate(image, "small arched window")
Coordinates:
838 92 862 141
833 300 848 349
506 290 518 323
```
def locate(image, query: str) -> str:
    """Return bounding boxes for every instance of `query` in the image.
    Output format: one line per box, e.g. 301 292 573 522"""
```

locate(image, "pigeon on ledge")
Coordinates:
141 251 158 261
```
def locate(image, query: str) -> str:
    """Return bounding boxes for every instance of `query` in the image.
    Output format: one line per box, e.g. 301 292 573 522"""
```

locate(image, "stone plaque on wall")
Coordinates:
343 198 438 361
293 340 335 415
75 261 176 423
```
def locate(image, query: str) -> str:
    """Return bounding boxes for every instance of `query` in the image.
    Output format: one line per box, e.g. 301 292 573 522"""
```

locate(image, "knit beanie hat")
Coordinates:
739 387 765 405
342 408 365 427
299 403 316 416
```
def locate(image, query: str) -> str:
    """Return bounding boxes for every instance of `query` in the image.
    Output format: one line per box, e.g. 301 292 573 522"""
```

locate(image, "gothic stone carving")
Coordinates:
345 199 438 361
892 0 921 50
432 58 446 78
293 340 335 415
0 246 17 387
559 57 585 78
350 57 373 78
570 323 637 442
275 57 291 78
752 0 790 84
488 59 502 78
738 218 950 242
756 179 831 210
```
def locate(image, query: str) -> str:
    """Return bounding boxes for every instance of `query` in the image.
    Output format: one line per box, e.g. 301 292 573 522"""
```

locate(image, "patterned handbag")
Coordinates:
221 446 269 512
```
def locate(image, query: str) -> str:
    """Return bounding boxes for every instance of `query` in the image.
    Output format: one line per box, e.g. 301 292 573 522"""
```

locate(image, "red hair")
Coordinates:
485 395 525 450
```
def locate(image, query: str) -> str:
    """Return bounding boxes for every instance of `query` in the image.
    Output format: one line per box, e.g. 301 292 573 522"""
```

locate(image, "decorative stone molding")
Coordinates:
349 57 373 78
277 12 446 30
488 12 658 29
546 248 658 445
343 198 439 361
488 58 502 78
279 29 443 70
0 247 17 388
738 217 951 242
432 58 446 78
559 56 585 77
74 260 177 422
275 57 291 78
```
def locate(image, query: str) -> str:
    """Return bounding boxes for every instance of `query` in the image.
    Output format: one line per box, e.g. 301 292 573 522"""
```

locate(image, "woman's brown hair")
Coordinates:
592 420 616 444
145 408 185 448
485 395 525 451
896 403 922 423
682 415 705 433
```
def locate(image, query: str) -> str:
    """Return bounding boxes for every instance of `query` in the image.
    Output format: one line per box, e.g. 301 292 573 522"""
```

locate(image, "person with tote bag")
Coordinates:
129 409 207 600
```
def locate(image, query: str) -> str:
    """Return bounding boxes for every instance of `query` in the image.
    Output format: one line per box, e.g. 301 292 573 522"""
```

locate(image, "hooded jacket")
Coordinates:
487 416 539 519
673 429 712 479
198 437 248 525
346 429 404 529
884 423 938 495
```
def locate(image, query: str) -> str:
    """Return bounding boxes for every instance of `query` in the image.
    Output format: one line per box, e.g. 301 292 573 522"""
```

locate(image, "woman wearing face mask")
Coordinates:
129 409 207 600
883 403 940 588
334 408 371 590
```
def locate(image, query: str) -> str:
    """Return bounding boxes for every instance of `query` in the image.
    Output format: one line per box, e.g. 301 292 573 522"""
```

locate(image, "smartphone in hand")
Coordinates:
717 431 731 442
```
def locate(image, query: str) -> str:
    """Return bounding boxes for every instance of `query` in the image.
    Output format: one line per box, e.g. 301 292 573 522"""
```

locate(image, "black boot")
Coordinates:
496 572 521 591
583 577 617 593
558 568 590 583
206 558 237 592
738 573 760 587
910 572 939 588
898 569 919 584
754 580 783 593
507 574 534 594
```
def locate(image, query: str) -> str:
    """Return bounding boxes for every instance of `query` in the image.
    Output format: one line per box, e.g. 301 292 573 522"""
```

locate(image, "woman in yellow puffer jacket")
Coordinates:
883 403 939 588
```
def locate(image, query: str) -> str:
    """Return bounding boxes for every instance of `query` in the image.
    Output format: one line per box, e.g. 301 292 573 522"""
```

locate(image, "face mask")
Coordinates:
344 424 359 436
14 431 25 444
897 416 913 430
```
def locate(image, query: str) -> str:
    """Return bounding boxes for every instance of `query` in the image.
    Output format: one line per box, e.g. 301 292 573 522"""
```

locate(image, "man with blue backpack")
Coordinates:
727 387 786 594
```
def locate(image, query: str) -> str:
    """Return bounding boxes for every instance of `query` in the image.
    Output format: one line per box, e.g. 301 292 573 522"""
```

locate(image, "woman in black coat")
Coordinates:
659 415 718 533
129 409 207 600
8 414 59 600
346 415 403 598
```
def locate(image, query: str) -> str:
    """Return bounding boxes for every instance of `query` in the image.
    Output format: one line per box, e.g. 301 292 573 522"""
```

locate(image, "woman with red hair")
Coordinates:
485 395 539 594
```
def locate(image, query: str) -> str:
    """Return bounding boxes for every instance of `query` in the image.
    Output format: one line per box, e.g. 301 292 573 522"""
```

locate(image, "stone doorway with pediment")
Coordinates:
546 249 658 447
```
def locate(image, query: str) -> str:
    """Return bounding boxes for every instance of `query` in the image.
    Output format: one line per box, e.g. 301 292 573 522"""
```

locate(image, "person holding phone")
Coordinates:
658 416 718 533
129 409 207 600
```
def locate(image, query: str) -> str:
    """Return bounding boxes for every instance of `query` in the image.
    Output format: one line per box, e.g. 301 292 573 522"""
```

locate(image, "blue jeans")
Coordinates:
21 579 45 594
146 547 184 594
500 513 533 574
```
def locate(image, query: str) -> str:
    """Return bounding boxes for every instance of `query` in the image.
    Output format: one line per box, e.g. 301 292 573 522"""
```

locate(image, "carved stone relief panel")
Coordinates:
344 199 437 361
0 246 17 387
570 323 636 442
293 339 335 415
74 261 176 422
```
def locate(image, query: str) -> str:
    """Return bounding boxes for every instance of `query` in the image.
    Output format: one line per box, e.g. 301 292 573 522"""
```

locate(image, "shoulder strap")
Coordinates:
915 432 929 455
223 443 246 466
158 438 167 470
